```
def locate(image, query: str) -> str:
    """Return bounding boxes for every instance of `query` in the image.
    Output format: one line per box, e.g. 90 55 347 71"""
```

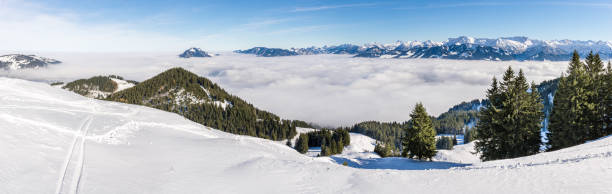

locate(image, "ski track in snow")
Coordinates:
71 113 93 194
54 115 93 194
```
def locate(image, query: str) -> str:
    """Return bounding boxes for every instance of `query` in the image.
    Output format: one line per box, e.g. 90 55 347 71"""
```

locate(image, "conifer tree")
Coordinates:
584 52 606 140
374 142 391 157
475 76 503 160
330 140 338 155
549 51 591 150
402 103 437 160
476 67 543 160
604 61 612 136
320 139 329 156
295 134 309 154
336 138 344 154
464 129 476 143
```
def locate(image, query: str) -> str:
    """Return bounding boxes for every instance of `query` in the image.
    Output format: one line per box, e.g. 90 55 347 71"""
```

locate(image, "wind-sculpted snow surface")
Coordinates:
1 77 611 193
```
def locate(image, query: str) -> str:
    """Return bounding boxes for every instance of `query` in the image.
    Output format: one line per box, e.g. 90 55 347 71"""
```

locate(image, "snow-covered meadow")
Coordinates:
1 77 611 194
1 53 567 126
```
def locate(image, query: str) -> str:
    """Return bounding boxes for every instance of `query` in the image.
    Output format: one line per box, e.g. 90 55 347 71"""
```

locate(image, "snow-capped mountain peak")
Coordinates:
0 54 61 70
179 47 212 58
235 36 612 61
446 36 476 45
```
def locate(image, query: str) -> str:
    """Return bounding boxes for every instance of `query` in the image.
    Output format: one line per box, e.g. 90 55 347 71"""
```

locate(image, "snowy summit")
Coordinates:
0 54 61 70
178 47 212 58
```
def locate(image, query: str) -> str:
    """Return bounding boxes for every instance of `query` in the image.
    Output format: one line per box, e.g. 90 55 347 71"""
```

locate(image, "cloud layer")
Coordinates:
1 52 568 126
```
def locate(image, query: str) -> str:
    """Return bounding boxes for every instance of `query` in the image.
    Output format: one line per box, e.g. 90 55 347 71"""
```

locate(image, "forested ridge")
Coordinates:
62 75 138 99
63 76 117 97
108 67 301 141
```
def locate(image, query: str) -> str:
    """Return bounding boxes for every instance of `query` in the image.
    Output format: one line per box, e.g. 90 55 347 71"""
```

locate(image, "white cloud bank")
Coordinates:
0 52 568 126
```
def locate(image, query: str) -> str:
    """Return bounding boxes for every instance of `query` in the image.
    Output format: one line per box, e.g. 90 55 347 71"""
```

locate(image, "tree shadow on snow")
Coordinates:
330 156 471 170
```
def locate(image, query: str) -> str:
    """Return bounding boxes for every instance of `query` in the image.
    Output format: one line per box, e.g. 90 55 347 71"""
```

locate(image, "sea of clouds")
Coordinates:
1 52 568 126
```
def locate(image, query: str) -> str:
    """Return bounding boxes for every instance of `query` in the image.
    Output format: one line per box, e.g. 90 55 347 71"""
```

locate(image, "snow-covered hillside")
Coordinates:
109 78 135 92
2 77 612 193
0 54 61 70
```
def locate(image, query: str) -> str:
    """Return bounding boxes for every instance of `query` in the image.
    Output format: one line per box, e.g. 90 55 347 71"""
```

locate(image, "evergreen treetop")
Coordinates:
402 103 437 160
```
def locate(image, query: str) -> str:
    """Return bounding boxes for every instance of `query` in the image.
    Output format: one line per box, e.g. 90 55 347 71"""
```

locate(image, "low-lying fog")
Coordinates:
1 52 567 126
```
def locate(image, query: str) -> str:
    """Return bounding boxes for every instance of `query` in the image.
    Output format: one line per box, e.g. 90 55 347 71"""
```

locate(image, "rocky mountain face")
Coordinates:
234 36 612 61
0 54 61 70
179 47 212 58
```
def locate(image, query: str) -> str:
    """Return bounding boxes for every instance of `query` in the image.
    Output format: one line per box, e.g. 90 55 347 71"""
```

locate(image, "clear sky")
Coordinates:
1 0 612 52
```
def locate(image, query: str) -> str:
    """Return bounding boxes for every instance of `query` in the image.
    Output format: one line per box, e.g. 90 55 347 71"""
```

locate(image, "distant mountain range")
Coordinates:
0 54 61 70
179 47 212 58
235 47 299 57
235 36 612 61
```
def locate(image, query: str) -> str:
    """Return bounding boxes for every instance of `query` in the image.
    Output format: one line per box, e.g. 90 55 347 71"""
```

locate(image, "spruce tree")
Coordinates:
295 134 309 154
475 76 503 160
584 52 605 140
549 51 591 150
320 139 329 156
476 67 543 160
330 140 338 155
604 61 612 136
506 71 542 157
522 81 544 154
374 142 391 157
402 103 437 160
464 129 476 143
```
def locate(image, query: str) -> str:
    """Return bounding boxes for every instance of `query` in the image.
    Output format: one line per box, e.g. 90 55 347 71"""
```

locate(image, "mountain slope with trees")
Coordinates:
62 75 137 99
108 67 300 141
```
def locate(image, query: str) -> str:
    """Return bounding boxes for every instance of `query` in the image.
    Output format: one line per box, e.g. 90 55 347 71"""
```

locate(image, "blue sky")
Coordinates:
1 0 612 51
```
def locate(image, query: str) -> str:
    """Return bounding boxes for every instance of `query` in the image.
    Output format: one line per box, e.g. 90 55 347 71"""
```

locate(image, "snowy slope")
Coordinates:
434 141 481 164
335 132 379 159
109 78 135 92
1 77 612 194
0 54 61 70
